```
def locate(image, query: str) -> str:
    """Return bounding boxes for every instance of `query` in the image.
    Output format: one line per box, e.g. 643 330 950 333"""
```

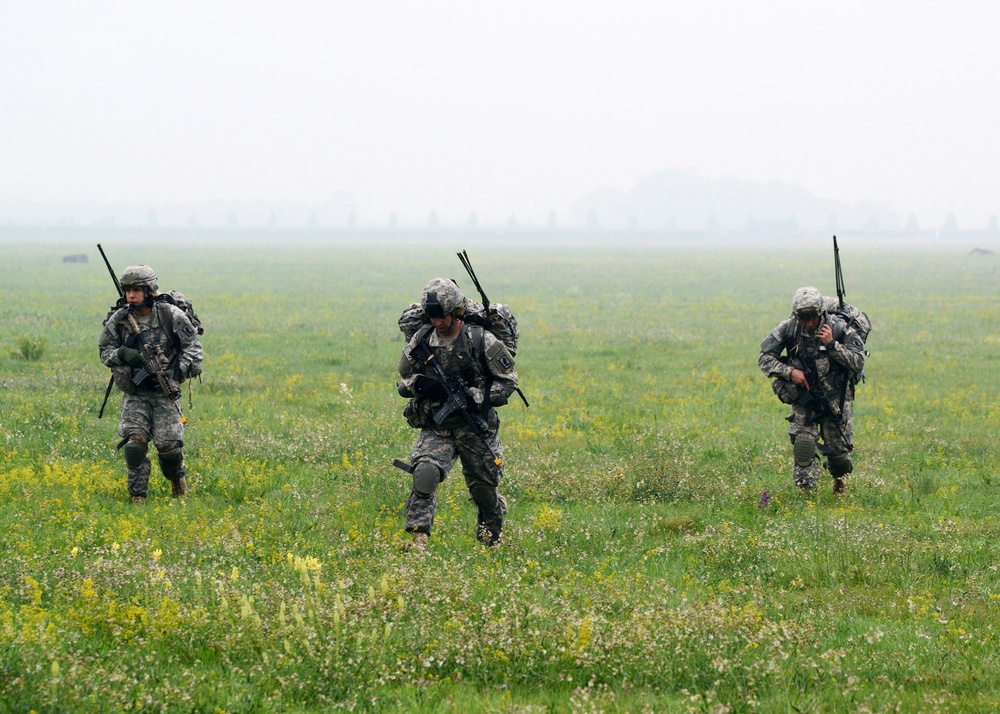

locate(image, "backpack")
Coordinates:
820 296 871 388
157 290 204 335
398 298 519 355
820 296 869 344
104 290 204 335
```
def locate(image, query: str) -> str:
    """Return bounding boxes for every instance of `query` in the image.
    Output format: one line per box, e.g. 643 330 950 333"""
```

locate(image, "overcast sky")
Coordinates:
2 1 997 227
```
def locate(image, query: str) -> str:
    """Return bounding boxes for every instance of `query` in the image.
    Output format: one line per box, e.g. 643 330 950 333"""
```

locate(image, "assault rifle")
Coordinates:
456 249 529 407
124 312 183 410
796 344 853 452
97 245 183 419
392 337 503 475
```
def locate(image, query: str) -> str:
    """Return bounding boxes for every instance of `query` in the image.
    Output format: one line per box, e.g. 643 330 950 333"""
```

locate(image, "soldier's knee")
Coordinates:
156 442 185 480
412 462 442 499
469 483 498 514
793 434 817 467
828 453 853 478
155 440 183 455
124 437 149 470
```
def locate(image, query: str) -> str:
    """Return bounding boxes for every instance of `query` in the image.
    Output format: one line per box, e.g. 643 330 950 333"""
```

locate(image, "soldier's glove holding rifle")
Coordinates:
412 375 446 400
118 346 144 368
467 386 485 406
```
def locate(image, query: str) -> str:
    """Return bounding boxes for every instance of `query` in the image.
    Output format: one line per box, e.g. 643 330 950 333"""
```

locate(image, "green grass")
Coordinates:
0 236 998 712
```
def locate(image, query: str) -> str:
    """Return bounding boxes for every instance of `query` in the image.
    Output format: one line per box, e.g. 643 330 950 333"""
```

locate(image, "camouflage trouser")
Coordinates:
405 418 506 536
787 400 854 488
119 391 185 498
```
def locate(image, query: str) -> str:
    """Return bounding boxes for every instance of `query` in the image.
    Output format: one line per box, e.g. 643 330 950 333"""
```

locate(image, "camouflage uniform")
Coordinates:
397 280 518 546
99 268 203 501
759 288 865 489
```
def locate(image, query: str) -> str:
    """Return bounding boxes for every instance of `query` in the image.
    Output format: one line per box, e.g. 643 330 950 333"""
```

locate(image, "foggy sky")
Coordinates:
2 1 998 228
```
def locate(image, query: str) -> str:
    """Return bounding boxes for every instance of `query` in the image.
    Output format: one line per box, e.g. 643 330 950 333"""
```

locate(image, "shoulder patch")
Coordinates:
485 338 515 371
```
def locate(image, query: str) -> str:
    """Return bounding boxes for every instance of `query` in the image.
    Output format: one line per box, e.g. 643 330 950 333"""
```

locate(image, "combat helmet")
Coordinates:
119 265 159 294
421 278 465 319
791 286 823 321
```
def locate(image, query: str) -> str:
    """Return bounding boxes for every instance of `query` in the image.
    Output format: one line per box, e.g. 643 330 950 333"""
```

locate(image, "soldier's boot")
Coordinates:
408 532 429 553
476 508 504 547
171 477 189 497
124 437 151 501
828 453 853 497
471 485 505 546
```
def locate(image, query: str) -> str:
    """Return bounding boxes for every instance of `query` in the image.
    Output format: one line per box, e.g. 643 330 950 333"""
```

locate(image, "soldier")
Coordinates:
396 278 518 550
759 286 866 494
99 265 203 503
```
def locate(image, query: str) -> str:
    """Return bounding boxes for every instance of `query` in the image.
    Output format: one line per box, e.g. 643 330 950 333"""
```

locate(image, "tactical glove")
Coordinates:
118 346 144 368
489 383 510 406
397 377 416 398
413 375 445 400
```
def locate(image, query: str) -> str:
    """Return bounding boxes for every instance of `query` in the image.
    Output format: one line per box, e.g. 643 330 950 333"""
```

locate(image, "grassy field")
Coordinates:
0 236 998 712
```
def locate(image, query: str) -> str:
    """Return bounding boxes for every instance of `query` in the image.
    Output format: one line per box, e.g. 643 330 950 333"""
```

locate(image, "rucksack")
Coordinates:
820 296 871 387
104 291 204 334
157 290 204 335
398 298 518 355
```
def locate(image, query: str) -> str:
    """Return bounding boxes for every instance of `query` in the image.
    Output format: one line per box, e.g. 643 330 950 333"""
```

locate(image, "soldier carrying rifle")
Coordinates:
396 277 518 550
759 285 866 494
99 264 203 503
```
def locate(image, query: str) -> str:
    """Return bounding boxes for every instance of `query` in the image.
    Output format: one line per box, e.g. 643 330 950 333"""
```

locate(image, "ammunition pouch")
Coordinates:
113 365 138 395
771 378 799 405
403 399 434 429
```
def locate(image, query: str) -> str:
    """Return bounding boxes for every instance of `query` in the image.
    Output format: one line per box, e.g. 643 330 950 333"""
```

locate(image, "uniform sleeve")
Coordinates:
828 320 866 375
167 305 204 377
98 312 125 368
482 331 518 402
398 350 415 379
758 319 794 380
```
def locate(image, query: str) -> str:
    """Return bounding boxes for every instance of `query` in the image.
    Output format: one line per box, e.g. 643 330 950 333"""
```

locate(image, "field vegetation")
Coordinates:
0 237 998 712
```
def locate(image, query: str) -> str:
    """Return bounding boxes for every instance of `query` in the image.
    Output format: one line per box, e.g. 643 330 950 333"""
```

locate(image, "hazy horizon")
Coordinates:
2 2 998 229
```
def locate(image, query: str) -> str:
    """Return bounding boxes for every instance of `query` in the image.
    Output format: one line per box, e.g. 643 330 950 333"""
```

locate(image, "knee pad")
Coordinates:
469 483 498 514
155 440 184 455
793 434 817 467
828 453 854 478
412 462 442 499
157 445 185 480
124 438 149 470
